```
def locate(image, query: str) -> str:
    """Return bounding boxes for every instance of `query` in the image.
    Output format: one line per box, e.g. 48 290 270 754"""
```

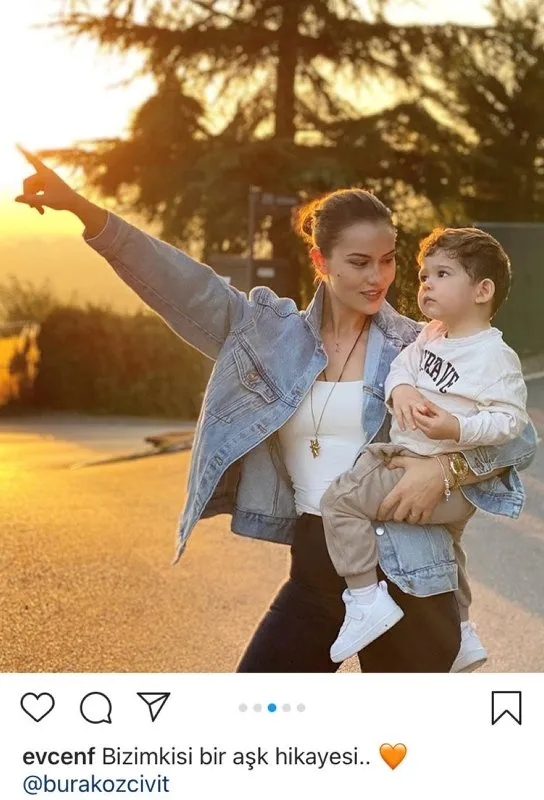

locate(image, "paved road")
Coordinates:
1 384 543 673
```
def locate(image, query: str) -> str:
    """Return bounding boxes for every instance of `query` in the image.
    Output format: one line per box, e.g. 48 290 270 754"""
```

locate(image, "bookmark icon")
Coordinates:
491 691 522 725
137 692 171 722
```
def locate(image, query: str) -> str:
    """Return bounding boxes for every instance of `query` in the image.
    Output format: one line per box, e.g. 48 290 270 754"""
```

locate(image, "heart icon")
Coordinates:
379 743 407 769
20 692 55 722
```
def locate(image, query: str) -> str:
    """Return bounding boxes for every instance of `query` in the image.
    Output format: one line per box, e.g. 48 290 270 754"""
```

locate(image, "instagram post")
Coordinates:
1 0 544 796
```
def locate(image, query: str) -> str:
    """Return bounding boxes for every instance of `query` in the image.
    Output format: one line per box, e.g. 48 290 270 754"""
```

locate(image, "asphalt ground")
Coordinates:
1 380 543 673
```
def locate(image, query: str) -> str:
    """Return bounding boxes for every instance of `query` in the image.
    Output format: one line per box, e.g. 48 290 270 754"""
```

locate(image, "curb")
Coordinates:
71 433 194 468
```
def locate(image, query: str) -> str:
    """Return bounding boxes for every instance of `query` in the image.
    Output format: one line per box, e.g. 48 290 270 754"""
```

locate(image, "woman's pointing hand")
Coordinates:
15 145 79 215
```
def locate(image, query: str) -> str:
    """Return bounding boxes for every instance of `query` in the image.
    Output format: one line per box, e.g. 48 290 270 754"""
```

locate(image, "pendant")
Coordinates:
310 438 320 458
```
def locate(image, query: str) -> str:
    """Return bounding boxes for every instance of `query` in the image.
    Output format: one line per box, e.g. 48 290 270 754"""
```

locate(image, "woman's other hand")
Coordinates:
376 455 445 525
390 384 429 431
15 145 80 215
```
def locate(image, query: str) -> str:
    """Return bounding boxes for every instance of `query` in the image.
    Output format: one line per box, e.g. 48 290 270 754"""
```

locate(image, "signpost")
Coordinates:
213 186 300 295
260 192 299 207
208 254 289 295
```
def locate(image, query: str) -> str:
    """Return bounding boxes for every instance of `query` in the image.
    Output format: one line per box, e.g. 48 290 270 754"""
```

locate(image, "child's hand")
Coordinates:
390 384 430 431
412 400 461 441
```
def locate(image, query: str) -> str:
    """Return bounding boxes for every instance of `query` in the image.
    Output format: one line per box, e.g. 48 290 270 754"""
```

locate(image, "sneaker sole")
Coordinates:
330 606 404 663
451 655 488 673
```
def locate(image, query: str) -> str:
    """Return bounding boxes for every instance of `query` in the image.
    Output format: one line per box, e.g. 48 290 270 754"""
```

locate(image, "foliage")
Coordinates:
36 0 544 318
0 275 60 325
0 277 209 416
416 0 544 223
32 305 209 417
43 1 494 299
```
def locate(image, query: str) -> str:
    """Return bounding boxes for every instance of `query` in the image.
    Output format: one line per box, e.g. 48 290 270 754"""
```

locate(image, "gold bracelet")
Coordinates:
433 456 451 501
446 457 460 490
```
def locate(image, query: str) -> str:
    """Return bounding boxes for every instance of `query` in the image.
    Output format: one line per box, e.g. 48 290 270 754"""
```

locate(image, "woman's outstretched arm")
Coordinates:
15 146 254 359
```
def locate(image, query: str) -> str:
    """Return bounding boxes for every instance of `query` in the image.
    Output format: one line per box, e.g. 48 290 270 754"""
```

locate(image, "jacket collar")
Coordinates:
302 281 415 342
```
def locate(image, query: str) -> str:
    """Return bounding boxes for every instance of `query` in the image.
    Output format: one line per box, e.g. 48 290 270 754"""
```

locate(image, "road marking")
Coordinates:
524 370 544 382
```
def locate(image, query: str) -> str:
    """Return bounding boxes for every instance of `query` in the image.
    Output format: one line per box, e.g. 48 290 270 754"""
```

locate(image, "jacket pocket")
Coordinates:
206 345 279 423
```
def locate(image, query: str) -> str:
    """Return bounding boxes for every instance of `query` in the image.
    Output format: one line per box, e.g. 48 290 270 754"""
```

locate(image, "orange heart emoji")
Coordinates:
379 743 407 769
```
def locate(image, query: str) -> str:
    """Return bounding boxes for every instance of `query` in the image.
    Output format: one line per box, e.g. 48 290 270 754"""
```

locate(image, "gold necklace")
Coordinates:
309 318 369 458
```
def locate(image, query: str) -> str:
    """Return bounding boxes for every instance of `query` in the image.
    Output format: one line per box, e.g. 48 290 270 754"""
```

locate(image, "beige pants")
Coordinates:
320 443 476 614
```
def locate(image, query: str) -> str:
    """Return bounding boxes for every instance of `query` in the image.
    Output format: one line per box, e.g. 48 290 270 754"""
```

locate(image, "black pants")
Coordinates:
237 514 460 673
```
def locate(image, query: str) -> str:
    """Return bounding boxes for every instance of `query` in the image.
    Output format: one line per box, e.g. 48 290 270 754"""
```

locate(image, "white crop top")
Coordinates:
277 380 366 516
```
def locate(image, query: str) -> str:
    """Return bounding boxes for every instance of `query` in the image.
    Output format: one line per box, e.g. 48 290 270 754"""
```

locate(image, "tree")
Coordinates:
414 0 544 223
48 1 496 300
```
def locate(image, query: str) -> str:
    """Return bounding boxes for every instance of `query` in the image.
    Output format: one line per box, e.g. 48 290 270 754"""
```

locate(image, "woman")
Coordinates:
16 147 536 672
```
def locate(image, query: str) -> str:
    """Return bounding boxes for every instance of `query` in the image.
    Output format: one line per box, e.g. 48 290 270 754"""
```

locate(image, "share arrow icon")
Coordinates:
137 693 171 722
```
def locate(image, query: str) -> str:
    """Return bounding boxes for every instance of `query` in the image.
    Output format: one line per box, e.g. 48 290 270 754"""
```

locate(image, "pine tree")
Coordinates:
49 1 494 300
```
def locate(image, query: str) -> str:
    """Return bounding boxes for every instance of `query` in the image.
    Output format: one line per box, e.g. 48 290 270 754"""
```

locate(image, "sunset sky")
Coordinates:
1 1 153 237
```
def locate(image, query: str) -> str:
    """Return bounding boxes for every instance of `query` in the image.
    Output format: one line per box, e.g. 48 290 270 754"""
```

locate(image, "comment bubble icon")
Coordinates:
80 692 113 724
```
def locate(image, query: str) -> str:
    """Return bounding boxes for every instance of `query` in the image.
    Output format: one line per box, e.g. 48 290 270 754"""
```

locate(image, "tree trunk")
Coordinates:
274 3 299 139
270 2 301 303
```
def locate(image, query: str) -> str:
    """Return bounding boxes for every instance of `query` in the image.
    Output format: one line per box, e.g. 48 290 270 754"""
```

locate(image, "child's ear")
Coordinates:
475 278 495 305
310 247 329 279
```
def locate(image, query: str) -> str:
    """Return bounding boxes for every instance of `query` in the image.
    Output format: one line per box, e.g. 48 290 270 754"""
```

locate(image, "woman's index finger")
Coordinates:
16 144 47 173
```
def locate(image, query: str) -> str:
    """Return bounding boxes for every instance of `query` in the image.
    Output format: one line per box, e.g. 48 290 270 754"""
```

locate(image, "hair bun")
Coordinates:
293 197 321 247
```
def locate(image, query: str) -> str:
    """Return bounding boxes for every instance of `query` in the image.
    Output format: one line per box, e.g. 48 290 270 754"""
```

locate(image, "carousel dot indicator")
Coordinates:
297 703 306 712
253 704 262 712
238 704 248 712
282 704 291 712
267 703 277 712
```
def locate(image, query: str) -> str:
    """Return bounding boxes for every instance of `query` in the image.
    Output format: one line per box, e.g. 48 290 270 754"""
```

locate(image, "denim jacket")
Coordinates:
85 214 538 597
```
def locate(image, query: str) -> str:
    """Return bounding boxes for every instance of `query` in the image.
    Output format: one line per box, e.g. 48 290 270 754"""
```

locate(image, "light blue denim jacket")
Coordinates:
85 213 538 597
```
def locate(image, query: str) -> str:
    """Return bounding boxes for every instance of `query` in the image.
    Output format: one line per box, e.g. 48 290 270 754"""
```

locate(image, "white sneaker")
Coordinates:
330 581 404 663
451 620 488 673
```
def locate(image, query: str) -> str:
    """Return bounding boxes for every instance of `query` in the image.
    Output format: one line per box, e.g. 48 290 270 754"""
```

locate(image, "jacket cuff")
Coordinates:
461 447 494 475
454 414 473 447
83 212 129 257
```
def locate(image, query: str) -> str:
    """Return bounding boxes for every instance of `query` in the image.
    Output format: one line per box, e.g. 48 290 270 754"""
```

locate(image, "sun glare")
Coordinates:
0 5 152 204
